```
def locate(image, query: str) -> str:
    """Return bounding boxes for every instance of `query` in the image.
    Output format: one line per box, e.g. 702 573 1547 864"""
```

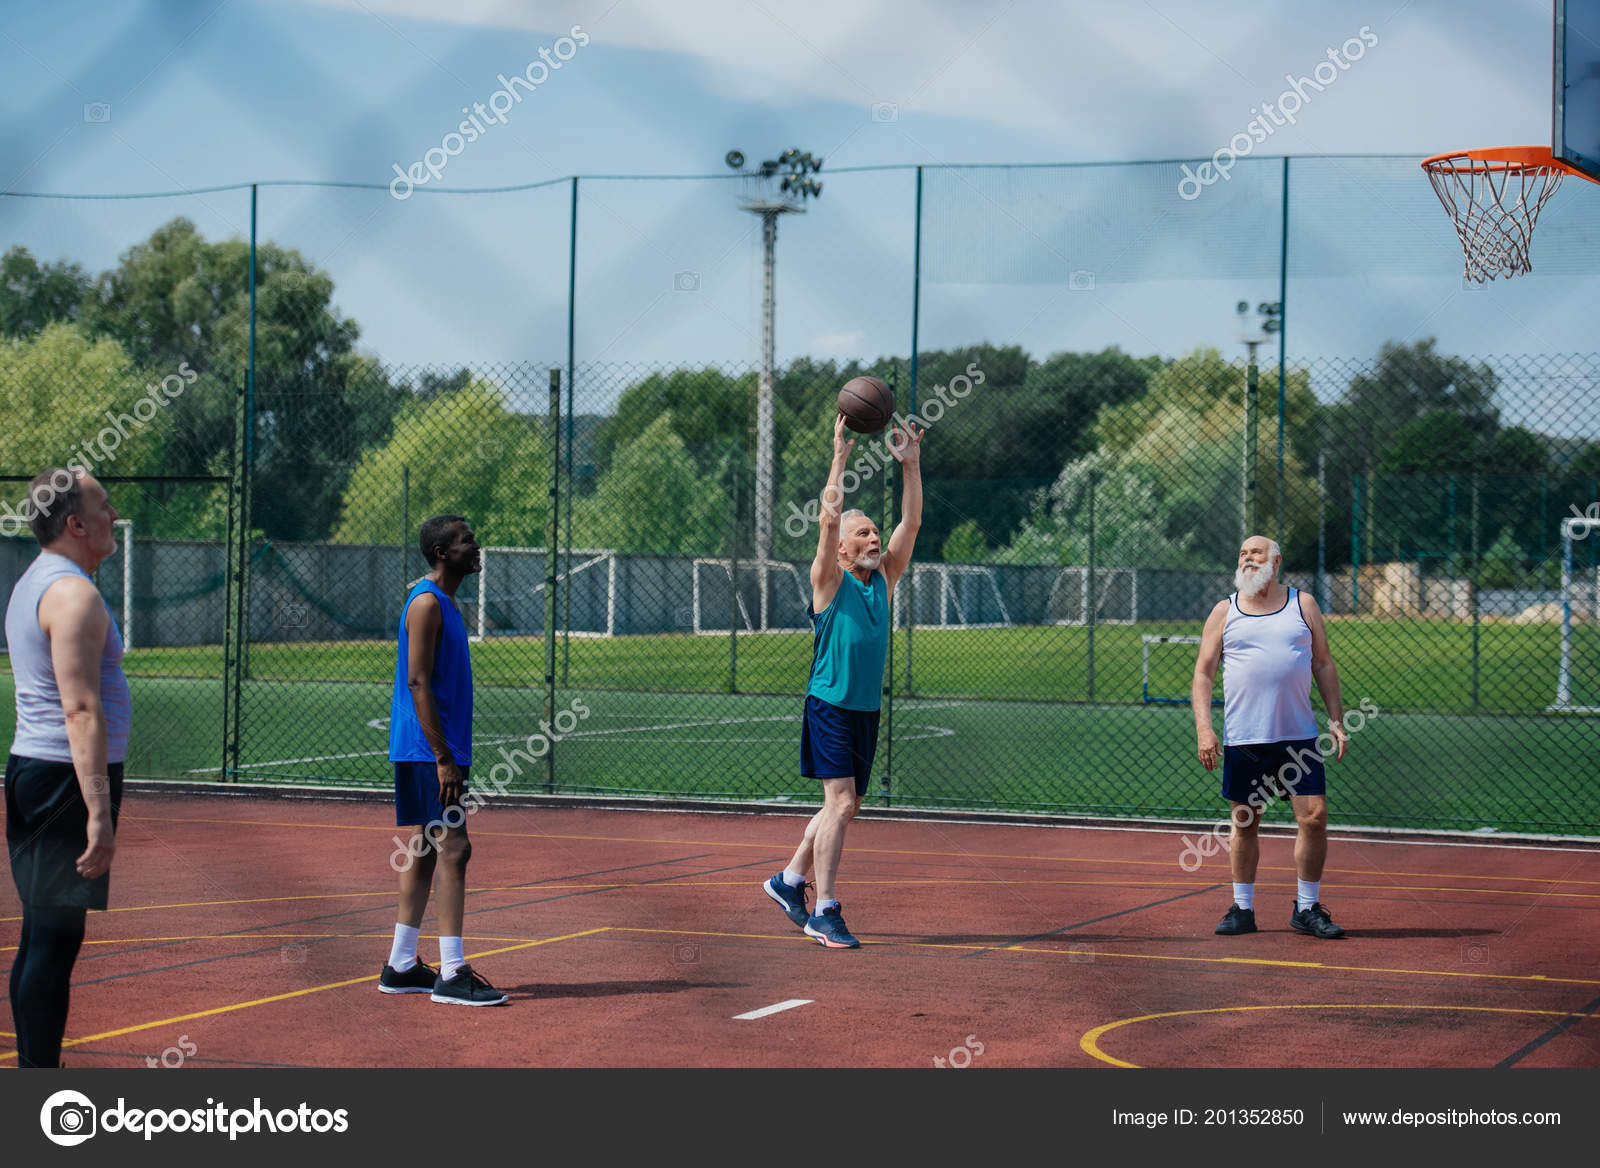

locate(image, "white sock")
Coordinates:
815 898 839 915
781 869 806 888
439 936 465 980
389 923 419 971
1297 880 1319 910
1232 883 1254 910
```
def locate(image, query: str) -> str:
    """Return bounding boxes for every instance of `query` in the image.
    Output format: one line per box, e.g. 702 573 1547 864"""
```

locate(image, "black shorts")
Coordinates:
5 753 124 910
1221 738 1326 805
393 760 470 827
799 694 881 797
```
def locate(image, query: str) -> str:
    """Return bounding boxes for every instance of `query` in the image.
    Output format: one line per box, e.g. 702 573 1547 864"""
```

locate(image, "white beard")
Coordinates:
1234 562 1273 597
852 551 882 571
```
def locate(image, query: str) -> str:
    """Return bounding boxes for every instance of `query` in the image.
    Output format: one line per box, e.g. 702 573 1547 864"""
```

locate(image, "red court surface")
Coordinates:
3 793 1598 1069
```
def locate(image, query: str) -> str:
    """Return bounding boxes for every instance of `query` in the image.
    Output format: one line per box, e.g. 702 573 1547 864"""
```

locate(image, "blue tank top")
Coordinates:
4 551 131 763
389 579 473 764
807 569 888 712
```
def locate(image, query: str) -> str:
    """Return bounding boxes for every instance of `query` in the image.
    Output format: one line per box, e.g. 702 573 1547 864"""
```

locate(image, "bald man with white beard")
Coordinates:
1192 535 1350 939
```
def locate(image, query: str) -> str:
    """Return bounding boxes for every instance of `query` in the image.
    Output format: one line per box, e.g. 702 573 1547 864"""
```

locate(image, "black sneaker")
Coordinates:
378 957 439 994
1290 901 1346 939
1215 904 1257 935
763 873 812 930
803 904 860 949
431 964 510 1006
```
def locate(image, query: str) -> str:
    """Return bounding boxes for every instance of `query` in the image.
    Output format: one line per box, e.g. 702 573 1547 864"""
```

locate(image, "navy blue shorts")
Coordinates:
800 695 880 797
1222 738 1325 805
393 761 470 827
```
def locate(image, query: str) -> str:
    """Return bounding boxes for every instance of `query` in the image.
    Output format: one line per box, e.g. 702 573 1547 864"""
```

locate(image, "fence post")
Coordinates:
400 464 409 599
1351 473 1361 611
880 364 895 804
1317 450 1327 610
1087 467 1097 702
1242 363 1258 541
564 176 577 686
728 452 739 694
1471 472 1481 708
544 369 560 793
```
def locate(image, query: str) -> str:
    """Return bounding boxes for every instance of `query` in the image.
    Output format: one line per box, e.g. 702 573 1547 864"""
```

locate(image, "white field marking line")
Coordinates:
733 999 813 1021
193 713 955 772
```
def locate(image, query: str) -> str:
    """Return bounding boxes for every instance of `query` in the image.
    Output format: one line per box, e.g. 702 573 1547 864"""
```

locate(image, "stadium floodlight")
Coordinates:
728 143 824 629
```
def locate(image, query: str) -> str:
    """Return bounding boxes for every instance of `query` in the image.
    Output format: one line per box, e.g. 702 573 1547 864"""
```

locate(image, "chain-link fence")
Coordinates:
3 167 1599 835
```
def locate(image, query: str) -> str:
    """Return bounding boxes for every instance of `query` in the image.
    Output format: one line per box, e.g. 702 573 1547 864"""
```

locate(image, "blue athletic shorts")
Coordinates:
800 694 881 797
1221 738 1325 804
393 761 470 827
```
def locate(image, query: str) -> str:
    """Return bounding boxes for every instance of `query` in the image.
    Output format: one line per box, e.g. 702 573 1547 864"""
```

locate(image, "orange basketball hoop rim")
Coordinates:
1421 146 1600 281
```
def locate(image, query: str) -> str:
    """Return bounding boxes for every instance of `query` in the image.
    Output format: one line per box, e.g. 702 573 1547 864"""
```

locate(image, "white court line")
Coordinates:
733 999 813 1021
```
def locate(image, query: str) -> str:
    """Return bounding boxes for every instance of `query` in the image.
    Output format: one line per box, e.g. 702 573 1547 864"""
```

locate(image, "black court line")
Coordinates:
1493 992 1600 1068
959 883 1226 957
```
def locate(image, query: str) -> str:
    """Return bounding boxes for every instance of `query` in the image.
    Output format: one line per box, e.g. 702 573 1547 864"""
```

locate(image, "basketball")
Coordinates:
836 376 894 433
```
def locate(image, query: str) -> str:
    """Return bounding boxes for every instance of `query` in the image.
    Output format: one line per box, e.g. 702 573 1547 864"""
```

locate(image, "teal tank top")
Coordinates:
807 569 888 711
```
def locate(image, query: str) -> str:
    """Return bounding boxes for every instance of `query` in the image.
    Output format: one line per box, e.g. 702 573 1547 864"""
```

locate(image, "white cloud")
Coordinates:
289 0 1551 156
810 328 867 355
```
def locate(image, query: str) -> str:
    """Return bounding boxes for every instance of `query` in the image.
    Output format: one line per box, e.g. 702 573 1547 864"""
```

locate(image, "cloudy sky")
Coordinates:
2 0 1596 412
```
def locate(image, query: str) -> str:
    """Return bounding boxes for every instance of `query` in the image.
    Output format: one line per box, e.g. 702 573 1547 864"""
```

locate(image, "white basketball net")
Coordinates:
1424 153 1566 282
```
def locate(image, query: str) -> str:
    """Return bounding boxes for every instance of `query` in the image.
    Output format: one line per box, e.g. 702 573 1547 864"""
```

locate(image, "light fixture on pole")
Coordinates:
729 146 822 629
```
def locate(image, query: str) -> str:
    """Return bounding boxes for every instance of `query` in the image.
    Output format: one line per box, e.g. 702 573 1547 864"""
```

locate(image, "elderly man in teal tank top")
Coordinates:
763 412 923 949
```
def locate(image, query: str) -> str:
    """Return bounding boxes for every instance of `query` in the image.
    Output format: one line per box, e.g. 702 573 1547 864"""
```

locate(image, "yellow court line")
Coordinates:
1080 1003 1600 1068
2 933 561 953
602 926 1600 988
116 816 1600 885
0 927 611 1064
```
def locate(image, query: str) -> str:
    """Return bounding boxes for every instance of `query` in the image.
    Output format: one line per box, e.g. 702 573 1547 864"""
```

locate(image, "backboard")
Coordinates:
1554 0 1600 181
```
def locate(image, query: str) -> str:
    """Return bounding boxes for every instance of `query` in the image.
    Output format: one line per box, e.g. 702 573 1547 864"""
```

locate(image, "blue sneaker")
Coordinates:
763 873 811 930
804 903 860 949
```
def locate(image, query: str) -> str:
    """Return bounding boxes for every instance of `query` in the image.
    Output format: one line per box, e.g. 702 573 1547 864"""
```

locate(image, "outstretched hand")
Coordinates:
887 420 923 465
833 413 855 461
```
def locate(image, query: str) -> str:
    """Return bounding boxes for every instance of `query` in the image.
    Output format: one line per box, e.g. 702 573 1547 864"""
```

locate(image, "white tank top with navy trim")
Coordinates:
1221 585 1317 746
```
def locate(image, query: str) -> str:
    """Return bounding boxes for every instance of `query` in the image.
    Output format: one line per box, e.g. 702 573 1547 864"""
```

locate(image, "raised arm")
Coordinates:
810 414 853 613
1298 590 1348 760
40 576 115 878
881 421 923 593
1192 599 1228 770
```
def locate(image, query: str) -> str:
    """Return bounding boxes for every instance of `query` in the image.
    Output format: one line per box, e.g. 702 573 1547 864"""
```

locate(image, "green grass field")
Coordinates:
2 619 1596 834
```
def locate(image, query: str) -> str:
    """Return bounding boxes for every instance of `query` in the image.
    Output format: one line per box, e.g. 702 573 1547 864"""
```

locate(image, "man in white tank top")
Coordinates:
4 468 128 1067
1192 535 1350 940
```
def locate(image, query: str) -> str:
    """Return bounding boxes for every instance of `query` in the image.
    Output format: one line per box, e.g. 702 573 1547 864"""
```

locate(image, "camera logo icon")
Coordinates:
673 942 700 964
40 1089 97 1146
1462 942 1489 965
279 603 309 628
1068 269 1096 291
673 271 700 292
83 102 111 123
870 102 898 122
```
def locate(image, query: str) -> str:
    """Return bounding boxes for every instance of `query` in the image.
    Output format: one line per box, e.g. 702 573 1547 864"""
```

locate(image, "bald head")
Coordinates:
1235 535 1281 598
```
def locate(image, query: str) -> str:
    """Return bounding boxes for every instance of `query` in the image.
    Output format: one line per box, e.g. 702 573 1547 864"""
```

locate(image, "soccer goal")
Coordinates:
690 558 811 633
893 563 1012 628
469 546 617 640
1140 634 1219 706
1550 516 1600 712
1047 566 1137 625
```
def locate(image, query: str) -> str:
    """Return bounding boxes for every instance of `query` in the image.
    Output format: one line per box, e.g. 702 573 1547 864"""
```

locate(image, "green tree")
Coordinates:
575 414 726 555
941 520 989 563
331 382 549 547
0 247 91 339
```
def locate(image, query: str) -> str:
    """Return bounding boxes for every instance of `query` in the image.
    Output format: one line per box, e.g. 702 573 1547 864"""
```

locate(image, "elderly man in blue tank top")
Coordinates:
763 413 923 948
4 468 129 1067
1192 535 1350 939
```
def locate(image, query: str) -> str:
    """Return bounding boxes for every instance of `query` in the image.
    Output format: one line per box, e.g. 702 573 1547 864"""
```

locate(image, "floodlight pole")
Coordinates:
736 148 819 630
